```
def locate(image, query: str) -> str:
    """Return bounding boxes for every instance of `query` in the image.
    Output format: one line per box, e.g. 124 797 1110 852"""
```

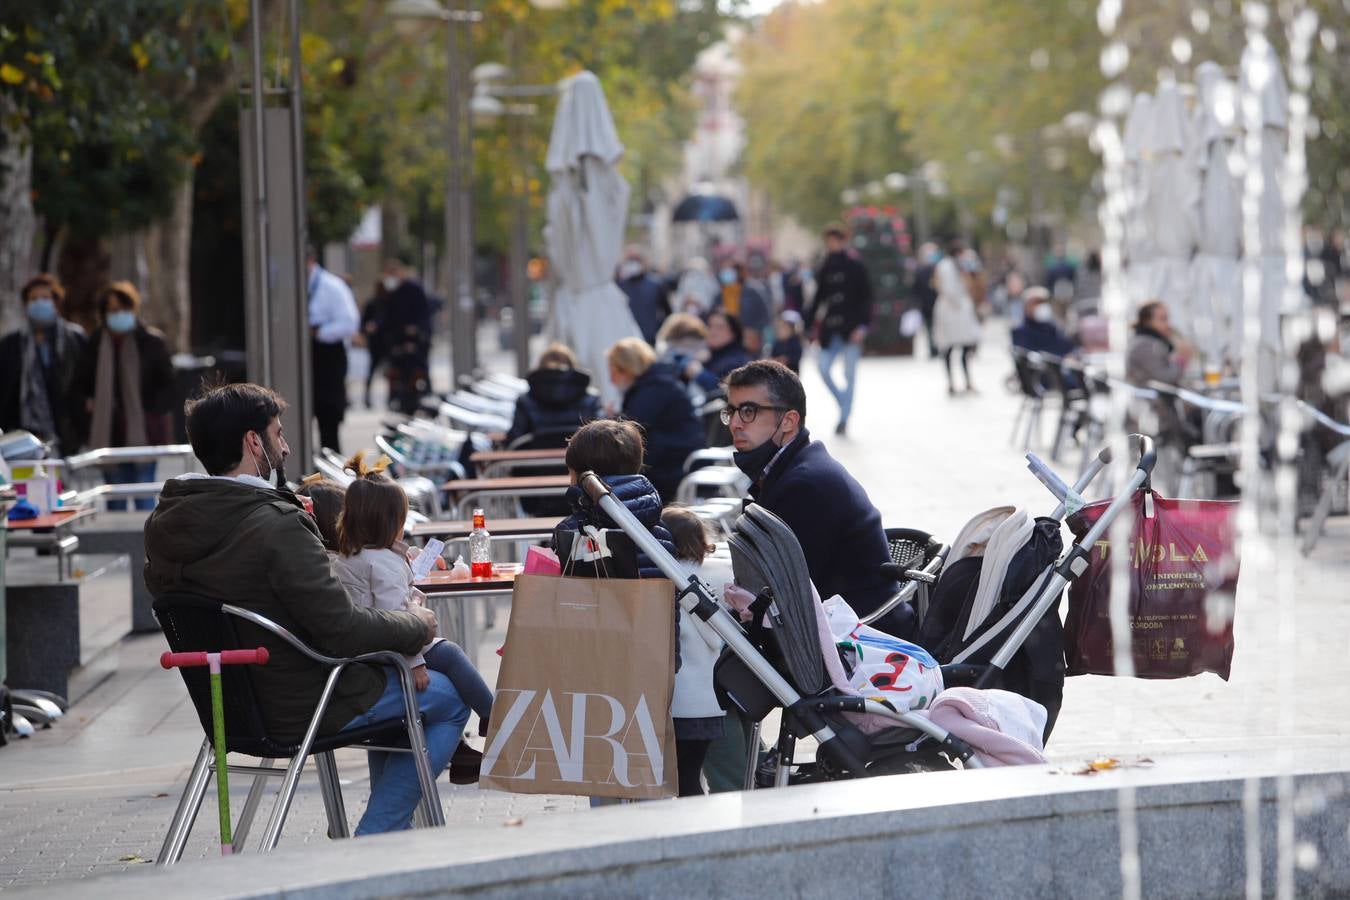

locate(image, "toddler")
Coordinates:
659 507 731 796
322 455 494 774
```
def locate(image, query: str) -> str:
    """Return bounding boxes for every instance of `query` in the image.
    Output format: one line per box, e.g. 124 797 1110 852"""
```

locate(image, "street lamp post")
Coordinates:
471 67 556 377
387 0 481 389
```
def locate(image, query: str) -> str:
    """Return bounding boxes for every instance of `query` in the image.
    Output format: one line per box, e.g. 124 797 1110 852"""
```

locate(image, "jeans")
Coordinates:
817 335 862 426
341 667 469 835
104 461 157 511
423 641 493 729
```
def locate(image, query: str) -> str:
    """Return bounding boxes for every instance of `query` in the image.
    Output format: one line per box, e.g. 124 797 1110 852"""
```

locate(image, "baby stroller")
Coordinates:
572 434 1157 785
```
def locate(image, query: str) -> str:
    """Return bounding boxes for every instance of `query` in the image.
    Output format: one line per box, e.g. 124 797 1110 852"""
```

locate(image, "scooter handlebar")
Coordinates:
160 648 270 669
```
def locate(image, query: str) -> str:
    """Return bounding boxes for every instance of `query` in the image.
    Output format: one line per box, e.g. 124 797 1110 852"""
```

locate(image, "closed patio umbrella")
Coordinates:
1240 37 1292 368
1190 61 1243 368
1144 80 1199 340
1122 92 1155 308
543 70 641 408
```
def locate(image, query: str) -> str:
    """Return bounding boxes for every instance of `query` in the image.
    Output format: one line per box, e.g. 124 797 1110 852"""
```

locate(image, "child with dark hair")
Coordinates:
329 453 493 780
297 474 344 552
659 507 730 796
554 419 677 577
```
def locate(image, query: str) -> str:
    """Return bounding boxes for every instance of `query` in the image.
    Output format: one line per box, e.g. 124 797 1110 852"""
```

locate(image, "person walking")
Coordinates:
76 282 175 510
377 260 433 413
359 280 390 409
606 337 705 502
932 239 983 395
0 274 87 455
616 247 671 346
307 251 360 451
804 224 872 435
912 243 941 358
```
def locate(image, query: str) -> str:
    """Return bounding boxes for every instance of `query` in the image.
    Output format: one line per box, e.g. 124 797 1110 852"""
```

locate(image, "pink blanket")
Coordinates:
919 687 1048 767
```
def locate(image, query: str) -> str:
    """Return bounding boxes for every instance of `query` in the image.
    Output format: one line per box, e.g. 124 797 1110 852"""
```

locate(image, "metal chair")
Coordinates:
1009 348 1050 450
1295 399 1350 556
153 593 444 865
674 466 750 504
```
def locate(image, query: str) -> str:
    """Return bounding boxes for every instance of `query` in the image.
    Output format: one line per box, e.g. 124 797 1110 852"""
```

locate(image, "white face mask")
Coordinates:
253 433 276 482
1031 304 1053 323
382 276 400 292
618 260 643 279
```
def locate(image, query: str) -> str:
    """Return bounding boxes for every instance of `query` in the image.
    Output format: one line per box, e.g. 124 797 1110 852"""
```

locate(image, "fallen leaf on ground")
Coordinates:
1056 756 1157 776
150 792 169 798
503 817 524 827
119 854 152 864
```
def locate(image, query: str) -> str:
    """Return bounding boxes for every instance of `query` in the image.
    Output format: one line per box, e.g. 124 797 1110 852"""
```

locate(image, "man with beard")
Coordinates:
143 382 466 835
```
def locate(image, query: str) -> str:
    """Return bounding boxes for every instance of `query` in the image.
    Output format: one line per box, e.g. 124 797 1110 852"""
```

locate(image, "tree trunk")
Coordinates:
55 234 111 334
143 177 194 352
0 95 36 332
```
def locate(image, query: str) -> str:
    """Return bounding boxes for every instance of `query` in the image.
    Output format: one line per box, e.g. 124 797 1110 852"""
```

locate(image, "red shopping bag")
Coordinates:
1064 490 1239 679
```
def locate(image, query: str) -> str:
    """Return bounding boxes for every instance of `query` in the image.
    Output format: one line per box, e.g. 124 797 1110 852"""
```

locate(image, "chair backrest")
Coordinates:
1011 348 1046 399
153 592 294 757
883 527 942 572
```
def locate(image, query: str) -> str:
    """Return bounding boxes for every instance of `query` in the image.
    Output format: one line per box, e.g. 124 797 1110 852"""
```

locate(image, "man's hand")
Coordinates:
849 326 867 345
411 604 438 644
412 664 430 692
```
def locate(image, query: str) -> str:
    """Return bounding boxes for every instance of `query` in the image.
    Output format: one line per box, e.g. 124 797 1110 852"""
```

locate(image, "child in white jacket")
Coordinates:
319 457 493 778
661 507 730 796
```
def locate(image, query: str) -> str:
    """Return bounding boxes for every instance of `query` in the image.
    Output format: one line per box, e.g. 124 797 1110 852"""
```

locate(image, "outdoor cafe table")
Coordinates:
418 565 523 664
6 507 94 579
440 474 572 518
468 447 567 478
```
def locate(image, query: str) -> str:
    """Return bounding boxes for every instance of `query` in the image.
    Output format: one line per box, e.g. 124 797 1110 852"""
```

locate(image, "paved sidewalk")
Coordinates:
3 323 1348 890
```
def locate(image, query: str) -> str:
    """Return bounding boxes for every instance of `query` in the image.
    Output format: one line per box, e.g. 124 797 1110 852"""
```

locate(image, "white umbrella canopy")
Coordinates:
1240 37 1292 358
1122 92 1155 308
1144 81 1199 339
1190 61 1243 367
543 70 641 408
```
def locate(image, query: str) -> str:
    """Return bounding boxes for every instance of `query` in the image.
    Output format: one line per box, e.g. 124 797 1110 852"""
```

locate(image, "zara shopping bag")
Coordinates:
481 573 679 800
1064 490 1240 679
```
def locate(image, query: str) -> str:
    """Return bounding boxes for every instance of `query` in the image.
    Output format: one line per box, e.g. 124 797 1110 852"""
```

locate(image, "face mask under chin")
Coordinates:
732 414 789 481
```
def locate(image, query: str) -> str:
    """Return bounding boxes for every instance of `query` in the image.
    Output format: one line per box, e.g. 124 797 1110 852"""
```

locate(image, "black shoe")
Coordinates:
448 741 482 784
835 420 847 436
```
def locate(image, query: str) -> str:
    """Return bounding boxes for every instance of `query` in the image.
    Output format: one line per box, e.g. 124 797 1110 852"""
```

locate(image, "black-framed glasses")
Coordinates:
719 402 788 425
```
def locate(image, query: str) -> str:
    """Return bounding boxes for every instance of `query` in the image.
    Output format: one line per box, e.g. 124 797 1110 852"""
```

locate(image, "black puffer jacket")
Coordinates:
555 474 676 579
621 363 705 502
506 367 603 445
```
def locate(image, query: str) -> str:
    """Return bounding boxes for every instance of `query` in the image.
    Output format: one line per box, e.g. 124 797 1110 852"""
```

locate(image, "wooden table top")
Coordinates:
469 448 567 465
418 566 523 593
440 474 572 494
6 507 93 531
409 516 563 539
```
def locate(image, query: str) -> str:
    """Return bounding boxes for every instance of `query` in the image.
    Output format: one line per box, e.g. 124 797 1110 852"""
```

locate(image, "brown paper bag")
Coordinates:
480 573 678 800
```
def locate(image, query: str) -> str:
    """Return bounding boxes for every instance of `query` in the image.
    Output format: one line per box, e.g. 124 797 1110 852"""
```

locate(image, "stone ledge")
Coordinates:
14 749 1349 899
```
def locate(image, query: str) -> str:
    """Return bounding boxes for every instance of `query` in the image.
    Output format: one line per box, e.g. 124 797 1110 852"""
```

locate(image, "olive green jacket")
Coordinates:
144 475 427 742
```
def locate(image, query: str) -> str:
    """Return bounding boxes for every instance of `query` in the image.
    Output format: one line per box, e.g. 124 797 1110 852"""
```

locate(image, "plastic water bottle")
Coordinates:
469 508 492 578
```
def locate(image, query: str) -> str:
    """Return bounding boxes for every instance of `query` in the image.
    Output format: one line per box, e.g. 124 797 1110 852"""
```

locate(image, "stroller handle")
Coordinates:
578 470 611 505
1130 433 1157 476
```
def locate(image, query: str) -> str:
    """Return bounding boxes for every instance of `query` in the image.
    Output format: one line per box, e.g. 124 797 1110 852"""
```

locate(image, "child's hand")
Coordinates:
412 664 430 692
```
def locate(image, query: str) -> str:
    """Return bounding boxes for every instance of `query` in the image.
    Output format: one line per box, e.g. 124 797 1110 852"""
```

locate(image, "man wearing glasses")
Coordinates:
721 361 908 637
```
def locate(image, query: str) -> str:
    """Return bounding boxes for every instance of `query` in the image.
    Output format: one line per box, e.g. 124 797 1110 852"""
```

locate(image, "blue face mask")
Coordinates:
106 311 137 334
719 269 737 285
26 297 57 325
